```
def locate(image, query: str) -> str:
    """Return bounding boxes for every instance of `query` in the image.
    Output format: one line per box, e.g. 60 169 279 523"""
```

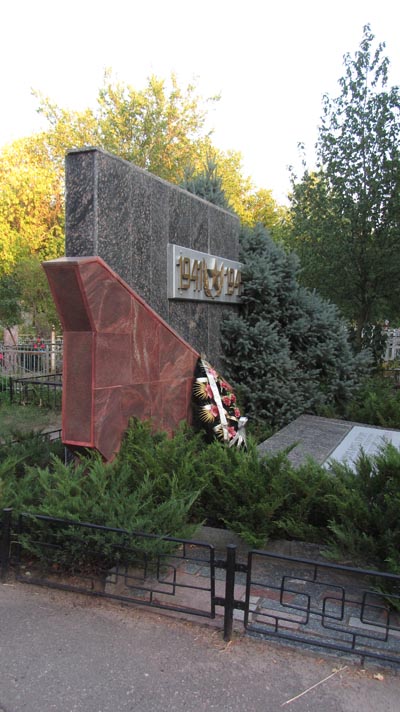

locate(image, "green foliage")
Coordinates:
95 72 213 183
221 223 370 429
190 439 341 547
181 157 232 210
343 374 400 428
0 433 63 515
0 403 61 442
1 418 400 583
0 134 64 330
194 439 279 545
0 256 60 338
111 419 205 509
348 323 388 367
1 422 202 530
14 256 61 333
326 444 400 574
242 187 291 243
0 136 64 271
288 26 400 338
0 422 203 573
0 272 22 335
0 431 63 475
35 73 253 210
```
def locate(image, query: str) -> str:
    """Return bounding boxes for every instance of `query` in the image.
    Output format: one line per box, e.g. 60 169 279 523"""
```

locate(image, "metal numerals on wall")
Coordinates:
168 244 242 304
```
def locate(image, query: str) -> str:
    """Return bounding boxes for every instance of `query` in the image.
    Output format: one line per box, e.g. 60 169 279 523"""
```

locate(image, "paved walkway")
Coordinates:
1 581 399 712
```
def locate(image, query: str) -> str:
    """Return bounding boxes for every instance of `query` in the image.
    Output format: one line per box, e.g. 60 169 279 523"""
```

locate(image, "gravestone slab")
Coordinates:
258 414 400 470
325 425 400 470
65 148 240 370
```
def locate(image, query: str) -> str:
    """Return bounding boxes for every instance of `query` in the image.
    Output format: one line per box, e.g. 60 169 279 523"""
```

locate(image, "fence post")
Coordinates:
9 376 13 404
223 544 237 642
1 508 13 582
50 326 56 374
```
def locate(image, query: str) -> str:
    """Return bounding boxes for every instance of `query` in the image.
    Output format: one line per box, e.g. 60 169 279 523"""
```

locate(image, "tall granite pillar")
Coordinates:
65 148 240 370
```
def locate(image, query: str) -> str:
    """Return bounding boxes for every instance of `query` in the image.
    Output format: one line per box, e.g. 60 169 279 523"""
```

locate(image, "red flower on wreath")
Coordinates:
205 383 213 399
222 395 231 407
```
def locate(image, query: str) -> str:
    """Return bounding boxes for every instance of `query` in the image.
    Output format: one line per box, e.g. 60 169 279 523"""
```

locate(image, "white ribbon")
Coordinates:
202 359 229 442
228 416 248 449
201 359 247 447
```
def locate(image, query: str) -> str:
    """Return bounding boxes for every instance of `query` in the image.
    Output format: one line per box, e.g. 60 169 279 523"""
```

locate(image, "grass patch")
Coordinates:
0 402 61 441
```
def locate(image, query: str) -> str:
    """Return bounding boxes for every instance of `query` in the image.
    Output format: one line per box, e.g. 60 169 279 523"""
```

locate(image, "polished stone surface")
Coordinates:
65 148 240 370
43 256 199 461
258 414 400 468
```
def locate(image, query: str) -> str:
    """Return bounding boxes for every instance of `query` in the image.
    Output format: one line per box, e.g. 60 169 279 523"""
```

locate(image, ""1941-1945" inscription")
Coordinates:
168 244 242 304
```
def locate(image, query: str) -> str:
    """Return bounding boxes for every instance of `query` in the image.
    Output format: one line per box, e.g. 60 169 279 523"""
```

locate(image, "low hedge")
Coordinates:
1 418 399 580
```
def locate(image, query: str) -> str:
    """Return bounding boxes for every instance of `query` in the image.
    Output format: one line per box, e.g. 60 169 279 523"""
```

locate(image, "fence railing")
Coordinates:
4 510 217 621
243 549 400 667
8 373 62 409
1 508 400 666
0 342 63 378
0 429 62 450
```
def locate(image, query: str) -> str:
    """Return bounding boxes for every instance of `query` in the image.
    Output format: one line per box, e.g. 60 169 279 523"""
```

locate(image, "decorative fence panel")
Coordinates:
13 513 217 620
9 373 62 409
1 340 63 405
243 550 400 666
1 508 400 666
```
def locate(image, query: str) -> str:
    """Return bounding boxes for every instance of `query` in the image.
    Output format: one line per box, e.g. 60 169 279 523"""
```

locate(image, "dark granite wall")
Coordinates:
65 148 240 369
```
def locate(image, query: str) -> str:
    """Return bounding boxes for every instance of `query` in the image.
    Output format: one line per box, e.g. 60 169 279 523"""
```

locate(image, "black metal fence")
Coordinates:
243 550 400 667
3 511 217 621
0 429 62 450
1 508 400 666
8 373 62 408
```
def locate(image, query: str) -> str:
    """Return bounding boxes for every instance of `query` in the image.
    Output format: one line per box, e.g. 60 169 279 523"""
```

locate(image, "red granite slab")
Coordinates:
159 328 199 381
120 383 153 424
93 387 124 462
44 265 92 332
42 256 200 460
131 303 160 383
159 377 195 435
95 333 133 388
79 261 134 333
62 331 93 445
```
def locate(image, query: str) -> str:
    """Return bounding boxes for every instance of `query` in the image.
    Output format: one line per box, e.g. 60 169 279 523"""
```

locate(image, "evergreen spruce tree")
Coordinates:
181 157 232 210
180 155 368 431
221 224 371 429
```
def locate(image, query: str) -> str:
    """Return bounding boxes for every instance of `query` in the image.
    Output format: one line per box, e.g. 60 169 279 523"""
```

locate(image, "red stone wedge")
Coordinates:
43 256 199 461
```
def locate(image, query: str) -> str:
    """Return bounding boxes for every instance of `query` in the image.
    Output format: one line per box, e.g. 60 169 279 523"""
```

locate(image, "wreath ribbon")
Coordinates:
228 416 248 449
202 359 229 442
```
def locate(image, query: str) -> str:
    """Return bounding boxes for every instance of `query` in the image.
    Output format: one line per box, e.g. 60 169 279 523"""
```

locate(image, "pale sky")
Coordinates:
1 0 399 203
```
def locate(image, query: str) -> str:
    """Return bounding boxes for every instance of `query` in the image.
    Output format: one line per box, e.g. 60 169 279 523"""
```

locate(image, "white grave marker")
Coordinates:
326 425 400 471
